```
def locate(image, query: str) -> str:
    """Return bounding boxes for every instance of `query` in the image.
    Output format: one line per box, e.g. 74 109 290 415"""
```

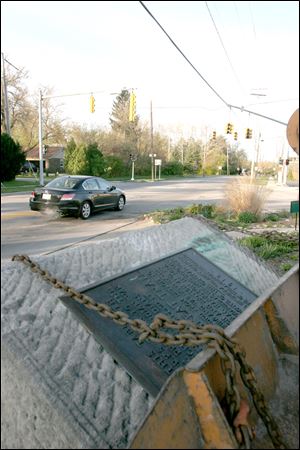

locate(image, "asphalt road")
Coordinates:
1 176 298 260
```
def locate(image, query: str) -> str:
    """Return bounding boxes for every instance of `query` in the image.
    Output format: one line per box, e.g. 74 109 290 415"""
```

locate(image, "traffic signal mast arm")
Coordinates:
229 104 287 126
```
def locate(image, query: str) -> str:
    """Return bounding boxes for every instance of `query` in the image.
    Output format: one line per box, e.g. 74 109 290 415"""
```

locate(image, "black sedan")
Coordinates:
29 175 126 219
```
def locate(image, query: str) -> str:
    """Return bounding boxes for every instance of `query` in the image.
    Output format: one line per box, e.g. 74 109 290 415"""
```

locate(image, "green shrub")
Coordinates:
183 163 195 175
280 263 293 272
168 207 185 221
238 211 258 223
239 236 265 248
201 204 216 218
264 213 280 222
276 210 290 219
185 203 216 218
104 155 126 177
161 161 184 176
239 235 298 260
1 133 25 181
186 204 202 215
258 243 298 260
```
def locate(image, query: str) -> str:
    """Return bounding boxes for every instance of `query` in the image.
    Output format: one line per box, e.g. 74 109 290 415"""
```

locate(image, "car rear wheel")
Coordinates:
80 201 92 219
115 195 125 211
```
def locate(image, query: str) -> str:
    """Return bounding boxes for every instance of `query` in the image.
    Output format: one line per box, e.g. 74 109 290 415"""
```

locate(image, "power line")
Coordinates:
4 58 21 72
233 1 241 24
248 1 257 40
138 1 229 108
139 1 288 126
205 1 245 96
139 105 222 110
245 98 299 106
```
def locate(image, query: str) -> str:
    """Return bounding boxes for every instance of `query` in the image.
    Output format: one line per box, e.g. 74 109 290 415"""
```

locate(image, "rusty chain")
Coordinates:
12 254 287 449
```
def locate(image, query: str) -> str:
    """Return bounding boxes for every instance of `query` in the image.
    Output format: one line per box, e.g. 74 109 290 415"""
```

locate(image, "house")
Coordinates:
24 146 65 173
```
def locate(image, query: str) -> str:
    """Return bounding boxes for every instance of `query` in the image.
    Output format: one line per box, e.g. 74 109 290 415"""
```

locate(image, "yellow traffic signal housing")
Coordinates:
212 131 216 139
245 128 252 139
234 132 238 140
90 95 95 113
226 123 233 134
129 92 136 122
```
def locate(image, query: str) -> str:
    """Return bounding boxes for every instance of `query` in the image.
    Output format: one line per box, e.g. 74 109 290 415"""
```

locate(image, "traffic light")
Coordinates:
129 92 136 122
90 95 95 113
234 132 238 140
226 123 233 134
212 131 216 140
245 128 252 139
278 158 283 165
285 159 290 165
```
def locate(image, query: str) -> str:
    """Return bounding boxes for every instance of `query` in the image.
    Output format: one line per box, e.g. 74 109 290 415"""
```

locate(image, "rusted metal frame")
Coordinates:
130 266 298 449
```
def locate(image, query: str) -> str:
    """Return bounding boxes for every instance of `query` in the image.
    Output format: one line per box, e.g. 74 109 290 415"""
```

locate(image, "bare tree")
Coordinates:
1 65 66 149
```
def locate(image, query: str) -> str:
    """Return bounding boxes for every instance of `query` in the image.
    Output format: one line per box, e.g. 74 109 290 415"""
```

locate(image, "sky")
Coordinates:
1 0 299 161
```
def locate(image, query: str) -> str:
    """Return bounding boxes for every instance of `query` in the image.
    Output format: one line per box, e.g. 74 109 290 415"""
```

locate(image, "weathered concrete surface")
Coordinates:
0 217 281 449
1 218 210 449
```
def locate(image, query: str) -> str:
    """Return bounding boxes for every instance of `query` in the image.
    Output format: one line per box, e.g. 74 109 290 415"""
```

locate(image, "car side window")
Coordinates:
83 179 99 190
96 179 109 190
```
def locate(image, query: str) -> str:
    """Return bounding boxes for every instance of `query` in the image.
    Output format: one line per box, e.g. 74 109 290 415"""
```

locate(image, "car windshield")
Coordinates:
45 177 81 189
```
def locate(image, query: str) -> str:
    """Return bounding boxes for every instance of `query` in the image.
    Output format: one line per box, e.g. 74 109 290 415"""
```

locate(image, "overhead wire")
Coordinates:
204 1 246 97
248 1 257 40
4 58 22 72
138 0 229 108
138 1 288 126
233 1 241 24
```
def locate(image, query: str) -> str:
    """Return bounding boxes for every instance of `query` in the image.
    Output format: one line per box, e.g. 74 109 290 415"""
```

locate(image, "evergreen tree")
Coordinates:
71 144 89 175
109 89 141 154
66 140 105 176
86 143 105 176
109 89 131 134
64 138 77 174
1 133 25 181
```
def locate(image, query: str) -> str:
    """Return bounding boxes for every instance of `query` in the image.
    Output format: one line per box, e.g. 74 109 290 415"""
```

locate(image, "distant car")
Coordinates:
241 168 250 176
29 175 126 219
20 161 38 173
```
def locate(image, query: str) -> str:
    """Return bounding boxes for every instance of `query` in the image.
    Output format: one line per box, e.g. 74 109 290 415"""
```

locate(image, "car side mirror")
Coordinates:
110 185 116 191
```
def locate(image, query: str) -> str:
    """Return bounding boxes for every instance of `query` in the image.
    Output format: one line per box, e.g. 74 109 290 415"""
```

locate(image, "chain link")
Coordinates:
12 254 287 449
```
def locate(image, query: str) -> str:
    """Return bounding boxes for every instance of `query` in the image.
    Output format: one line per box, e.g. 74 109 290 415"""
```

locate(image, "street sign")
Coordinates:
155 159 161 166
290 200 299 214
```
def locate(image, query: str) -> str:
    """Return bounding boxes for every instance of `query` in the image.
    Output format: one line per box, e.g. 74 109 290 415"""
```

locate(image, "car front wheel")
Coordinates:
80 201 92 219
115 195 125 211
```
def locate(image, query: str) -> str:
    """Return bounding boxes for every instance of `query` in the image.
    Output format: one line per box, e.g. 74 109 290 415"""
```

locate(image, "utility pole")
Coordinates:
227 145 229 176
38 89 44 186
250 131 261 181
168 136 171 161
202 127 208 177
150 100 154 181
1 53 10 135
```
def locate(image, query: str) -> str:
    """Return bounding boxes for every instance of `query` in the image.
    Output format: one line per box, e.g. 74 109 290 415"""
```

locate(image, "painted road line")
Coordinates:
1 211 38 219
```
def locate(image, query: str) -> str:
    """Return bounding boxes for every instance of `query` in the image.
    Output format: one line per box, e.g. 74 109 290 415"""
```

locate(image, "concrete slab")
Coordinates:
0 217 282 449
1 218 211 449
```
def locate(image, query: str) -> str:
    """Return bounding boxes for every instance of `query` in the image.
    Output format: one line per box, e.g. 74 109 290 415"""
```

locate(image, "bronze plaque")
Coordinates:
60 248 256 396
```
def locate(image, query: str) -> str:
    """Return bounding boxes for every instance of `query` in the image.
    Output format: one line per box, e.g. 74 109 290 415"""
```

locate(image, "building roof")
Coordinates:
25 146 64 160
